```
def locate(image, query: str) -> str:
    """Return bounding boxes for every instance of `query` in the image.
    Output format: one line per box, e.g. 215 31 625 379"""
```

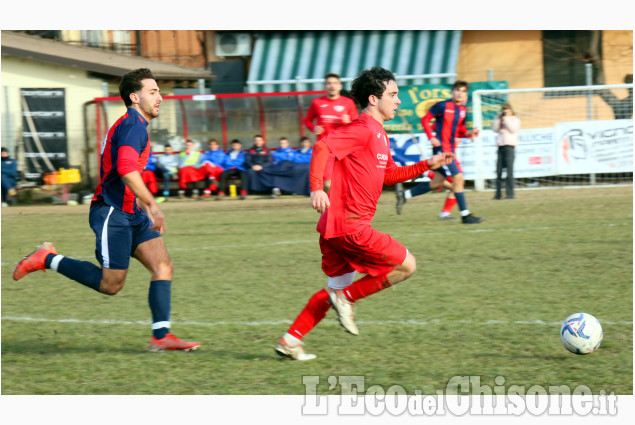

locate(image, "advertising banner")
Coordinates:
390 127 557 180
385 81 508 134
556 120 633 174
21 88 68 181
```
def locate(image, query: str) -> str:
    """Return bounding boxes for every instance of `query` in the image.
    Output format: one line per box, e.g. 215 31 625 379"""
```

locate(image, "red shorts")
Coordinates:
322 153 336 181
319 226 407 277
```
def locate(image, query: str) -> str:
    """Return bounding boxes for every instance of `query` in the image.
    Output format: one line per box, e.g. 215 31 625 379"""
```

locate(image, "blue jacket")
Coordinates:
272 147 295 163
144 153 158 172
222 150 247 171
292 148 313 164
1 156 19 188
201 149 227 168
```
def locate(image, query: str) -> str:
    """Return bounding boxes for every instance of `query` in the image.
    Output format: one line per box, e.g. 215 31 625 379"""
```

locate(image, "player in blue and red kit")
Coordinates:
13 68 200 352
396 80 483 224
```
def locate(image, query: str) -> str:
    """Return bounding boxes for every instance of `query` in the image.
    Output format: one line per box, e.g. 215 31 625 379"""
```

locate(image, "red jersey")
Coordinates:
317 114 398 239
304 95 359 139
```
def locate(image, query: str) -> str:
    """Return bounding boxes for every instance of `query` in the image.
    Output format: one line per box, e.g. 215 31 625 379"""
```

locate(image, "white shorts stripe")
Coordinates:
101 206 115 268
152 321 170 330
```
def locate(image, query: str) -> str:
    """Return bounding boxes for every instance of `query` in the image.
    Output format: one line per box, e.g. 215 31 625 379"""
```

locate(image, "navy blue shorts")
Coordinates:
89 200 161 270
432 147 463 177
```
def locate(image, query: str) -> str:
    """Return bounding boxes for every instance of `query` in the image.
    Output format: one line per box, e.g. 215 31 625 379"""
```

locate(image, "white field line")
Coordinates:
2 222 630 266
1 316 632 327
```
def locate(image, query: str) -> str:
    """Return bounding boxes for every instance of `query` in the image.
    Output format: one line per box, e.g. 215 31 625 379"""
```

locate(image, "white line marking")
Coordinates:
2 316 631 327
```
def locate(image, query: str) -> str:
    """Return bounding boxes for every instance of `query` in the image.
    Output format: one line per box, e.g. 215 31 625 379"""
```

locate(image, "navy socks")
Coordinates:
149 280 172 340
45 253 102 292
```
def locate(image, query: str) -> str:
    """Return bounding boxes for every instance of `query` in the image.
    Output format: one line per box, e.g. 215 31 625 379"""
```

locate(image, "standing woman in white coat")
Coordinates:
492 103 521 199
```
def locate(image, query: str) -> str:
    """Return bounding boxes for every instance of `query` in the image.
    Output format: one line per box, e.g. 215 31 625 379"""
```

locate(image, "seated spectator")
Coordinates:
244 134 272 196
292 137 313 164
1 147 19 207
216 139 247 200
271 137 295 164
141 152 165 203
270 137 295 197
157 144 179 197
178 139 223 199
247 136 311 197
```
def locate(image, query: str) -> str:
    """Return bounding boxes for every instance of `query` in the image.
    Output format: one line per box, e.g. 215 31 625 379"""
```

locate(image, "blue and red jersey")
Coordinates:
92 107 151 213
421 100 468 153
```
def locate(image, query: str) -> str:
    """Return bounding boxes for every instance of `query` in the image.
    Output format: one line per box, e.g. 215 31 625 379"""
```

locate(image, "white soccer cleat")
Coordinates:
328 289 359 335
275 337 316 361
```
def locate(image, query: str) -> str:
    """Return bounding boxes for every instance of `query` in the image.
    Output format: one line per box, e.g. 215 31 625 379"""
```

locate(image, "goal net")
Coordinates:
470 84 633 190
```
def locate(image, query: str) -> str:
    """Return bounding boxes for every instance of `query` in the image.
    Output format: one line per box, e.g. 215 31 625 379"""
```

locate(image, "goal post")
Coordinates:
471 84 633 191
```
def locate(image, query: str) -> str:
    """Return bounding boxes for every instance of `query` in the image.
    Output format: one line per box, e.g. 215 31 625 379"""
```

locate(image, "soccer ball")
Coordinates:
560 313 603 354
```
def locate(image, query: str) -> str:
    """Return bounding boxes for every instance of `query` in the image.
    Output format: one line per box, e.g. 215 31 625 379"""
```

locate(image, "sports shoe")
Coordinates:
275 337 316 361
271 187 281 198
328 289 359 335
13 242 57 281
201 190 212 199
438 214 457 221
178 190 186 199
396 190 406 215
155 196 166 203
462 214 484 224
215 192 225 201
147 333 200 352
192 189 199 200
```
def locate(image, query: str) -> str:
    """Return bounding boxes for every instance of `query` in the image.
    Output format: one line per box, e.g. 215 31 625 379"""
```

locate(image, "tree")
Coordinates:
585 30 633 119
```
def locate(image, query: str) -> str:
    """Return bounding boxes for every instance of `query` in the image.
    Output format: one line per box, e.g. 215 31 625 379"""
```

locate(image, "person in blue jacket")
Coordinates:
216 139 247 200
292 137 313 164
1 147 19 207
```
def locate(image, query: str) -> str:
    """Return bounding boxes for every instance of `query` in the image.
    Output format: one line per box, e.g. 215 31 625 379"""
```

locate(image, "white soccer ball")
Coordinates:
560 313 603 354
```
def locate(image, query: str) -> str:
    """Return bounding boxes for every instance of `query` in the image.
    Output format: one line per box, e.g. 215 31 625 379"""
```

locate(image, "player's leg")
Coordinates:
275 237 354 360
13 202 130 294
438 176 458 220
325 228 413 335
133 223 199 351
450 172 483 224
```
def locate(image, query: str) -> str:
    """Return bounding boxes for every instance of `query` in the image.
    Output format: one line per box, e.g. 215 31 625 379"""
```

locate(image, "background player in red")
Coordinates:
304 73 359 192
276 66 454 360
396 81 483 224
13 68 200 352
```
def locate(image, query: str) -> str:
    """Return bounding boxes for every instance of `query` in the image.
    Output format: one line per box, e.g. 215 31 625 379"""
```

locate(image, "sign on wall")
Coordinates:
556 120 633 174
385 81 508 134
21 88 68 181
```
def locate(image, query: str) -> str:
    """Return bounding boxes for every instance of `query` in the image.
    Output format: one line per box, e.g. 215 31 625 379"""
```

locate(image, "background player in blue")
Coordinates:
396 80 484 224
13 68 200 352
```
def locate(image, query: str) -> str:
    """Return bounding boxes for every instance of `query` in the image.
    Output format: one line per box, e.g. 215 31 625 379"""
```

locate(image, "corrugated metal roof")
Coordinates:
1 31 213 81
247 30 462 92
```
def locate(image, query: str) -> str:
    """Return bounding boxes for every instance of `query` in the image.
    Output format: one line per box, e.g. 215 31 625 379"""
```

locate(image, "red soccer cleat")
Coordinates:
13 242 57 281
147 333 200 352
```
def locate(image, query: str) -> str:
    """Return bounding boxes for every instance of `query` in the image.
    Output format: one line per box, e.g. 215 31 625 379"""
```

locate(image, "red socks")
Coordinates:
442 197 458 213
287 289 331 340
343 274 392 302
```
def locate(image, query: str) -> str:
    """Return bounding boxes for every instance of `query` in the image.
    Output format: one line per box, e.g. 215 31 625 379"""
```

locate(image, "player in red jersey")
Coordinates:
13 68 199 352
304 73 359 193
396 81 483 224
275 67 454 360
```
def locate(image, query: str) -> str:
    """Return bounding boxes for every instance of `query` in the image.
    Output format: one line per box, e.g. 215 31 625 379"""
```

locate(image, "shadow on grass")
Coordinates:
472 353 572 360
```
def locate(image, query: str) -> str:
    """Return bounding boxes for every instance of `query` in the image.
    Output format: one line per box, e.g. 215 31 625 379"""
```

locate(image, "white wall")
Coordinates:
1 56 106 176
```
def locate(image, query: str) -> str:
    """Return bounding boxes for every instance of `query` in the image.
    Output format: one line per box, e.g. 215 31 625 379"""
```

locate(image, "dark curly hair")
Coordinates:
350 66 396 109
119 68 156 107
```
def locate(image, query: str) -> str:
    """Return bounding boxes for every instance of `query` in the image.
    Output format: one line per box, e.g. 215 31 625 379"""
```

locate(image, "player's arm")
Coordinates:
309 139 331 214
421 110 440 147
304 102 319 133
383 152 455 186
118 145 166 233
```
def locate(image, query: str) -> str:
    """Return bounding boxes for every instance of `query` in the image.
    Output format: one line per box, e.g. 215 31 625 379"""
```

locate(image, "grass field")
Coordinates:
1 186 632 397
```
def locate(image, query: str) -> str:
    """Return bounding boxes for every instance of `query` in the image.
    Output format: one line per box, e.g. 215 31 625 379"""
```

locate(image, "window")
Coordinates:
542 30 602 88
